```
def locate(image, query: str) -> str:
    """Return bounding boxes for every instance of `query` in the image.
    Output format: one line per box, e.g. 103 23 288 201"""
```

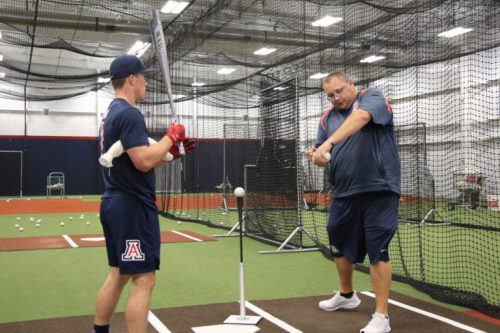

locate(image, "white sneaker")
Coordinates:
318 291 361 311
360 313 391 333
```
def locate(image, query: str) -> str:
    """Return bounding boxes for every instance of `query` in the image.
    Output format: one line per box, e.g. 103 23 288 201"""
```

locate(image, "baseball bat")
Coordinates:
150 10 185 155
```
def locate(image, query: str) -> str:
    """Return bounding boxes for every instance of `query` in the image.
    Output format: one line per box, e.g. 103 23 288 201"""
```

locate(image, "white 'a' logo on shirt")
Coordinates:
122 240 145 261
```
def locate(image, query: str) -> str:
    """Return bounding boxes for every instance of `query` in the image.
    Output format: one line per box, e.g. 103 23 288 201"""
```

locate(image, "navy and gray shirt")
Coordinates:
316 88 400 198
99 98 156 210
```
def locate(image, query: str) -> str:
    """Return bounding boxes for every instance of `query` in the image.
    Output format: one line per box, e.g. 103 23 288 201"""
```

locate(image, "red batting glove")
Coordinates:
166 123 186 144
169 138 196 160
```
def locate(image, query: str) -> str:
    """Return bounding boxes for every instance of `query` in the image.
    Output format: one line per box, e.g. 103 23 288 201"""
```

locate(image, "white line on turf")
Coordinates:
361 291 487 333
245 300 302 333
62 234 78 248
80 237 105 241
148 310 172 333
172 230 203 242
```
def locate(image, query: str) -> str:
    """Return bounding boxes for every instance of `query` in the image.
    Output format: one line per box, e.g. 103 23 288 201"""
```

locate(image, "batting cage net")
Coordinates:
220 123 259 211
0 0 498 318
397 123 436 224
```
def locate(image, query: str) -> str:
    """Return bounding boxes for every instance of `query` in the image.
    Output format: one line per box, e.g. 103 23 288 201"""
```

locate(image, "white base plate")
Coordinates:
192 324 260 333
224 315 262 325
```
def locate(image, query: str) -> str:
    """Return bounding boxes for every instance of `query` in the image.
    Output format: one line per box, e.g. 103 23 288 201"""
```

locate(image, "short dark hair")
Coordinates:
324 72 349 84
111 77 127 90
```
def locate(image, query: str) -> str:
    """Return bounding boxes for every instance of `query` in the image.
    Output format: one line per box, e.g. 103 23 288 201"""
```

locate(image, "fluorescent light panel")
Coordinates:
217 68 235 75
312 16 343 27
136 43 151 57
438 27 473 38
360 55 385 63
192 82 205 87
0 55 3 61
254 47 277 56
309 73 328 79
0 73 5 78
161 1 189 14
98 77 110 83
273 86 288 91
127 41 150 57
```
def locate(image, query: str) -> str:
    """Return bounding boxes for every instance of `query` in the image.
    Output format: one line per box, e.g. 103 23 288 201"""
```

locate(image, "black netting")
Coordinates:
244 78 303 247
1 0 499 318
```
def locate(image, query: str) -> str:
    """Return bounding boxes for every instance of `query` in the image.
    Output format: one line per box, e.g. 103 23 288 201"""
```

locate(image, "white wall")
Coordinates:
0 85 114 137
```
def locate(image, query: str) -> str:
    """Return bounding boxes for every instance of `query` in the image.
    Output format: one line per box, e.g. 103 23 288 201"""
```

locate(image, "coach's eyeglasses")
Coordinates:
326 84 347 101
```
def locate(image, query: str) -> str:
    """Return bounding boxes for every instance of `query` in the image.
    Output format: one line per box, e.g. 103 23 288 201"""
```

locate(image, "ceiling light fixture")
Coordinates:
161 1 189 14
0 55 3 62
254 47 277 56
217 68 235 75
0 73 5 78
98 77 110 84
438 27 473 38
273 86 288 91
192 82 205 87
311 16 343 27
360 55 386 63
136 43 151 58
309 73 328 79
127 41 151 58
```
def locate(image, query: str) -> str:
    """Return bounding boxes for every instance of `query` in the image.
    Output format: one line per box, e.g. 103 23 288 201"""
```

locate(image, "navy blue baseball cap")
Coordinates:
109 55 155 80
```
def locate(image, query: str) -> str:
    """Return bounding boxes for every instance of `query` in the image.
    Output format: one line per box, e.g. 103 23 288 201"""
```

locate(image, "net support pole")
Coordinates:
259 225 320 254
213 220 242 238
224 188 261 326
259 77 320 255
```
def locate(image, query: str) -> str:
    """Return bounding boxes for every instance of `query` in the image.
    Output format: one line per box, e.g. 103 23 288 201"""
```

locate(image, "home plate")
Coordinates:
191 324 260 333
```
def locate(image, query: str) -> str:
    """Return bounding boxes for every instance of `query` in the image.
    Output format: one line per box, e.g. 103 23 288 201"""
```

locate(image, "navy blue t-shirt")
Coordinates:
316 88 400 198
99 98 156 209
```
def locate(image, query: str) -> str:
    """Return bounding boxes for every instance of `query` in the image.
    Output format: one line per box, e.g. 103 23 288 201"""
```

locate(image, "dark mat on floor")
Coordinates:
0 291 497 332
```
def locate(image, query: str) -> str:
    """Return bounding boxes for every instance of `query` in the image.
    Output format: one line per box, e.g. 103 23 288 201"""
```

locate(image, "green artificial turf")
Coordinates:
0 203 471 324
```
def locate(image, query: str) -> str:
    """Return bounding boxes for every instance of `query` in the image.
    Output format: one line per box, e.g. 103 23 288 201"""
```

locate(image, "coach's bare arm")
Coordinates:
313 109 372 165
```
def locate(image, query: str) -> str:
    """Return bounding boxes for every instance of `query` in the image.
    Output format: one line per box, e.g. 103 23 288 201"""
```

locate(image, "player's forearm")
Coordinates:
144 136 173 168
129 136 172 172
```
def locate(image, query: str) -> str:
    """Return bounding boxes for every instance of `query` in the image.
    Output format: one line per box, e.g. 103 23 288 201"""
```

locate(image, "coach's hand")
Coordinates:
166 123 186 144
312 141 332 167
304 147 316 162
169 138 196 160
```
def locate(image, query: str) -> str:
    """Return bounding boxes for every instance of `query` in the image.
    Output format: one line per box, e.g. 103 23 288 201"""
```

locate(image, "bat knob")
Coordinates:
99 155 113 168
